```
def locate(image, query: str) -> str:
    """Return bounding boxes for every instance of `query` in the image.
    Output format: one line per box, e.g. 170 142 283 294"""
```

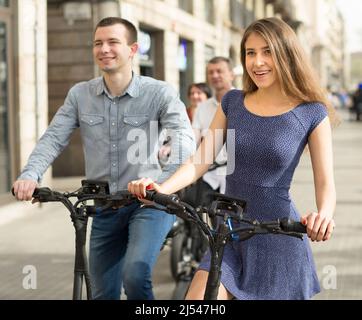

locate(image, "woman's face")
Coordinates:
188 86 208 107
245 32 278 90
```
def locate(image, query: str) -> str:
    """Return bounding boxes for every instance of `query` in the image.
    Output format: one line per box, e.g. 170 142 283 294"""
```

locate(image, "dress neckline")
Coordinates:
242 93 304 119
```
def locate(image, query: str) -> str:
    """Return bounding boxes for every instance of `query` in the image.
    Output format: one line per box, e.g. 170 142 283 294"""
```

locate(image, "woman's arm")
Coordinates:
128 103 227 197
303 117 336 241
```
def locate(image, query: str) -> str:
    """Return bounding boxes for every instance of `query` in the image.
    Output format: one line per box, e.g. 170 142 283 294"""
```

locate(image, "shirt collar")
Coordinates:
95 78 106 96
210 96 218 106
95 72 140 98
125 73 140 98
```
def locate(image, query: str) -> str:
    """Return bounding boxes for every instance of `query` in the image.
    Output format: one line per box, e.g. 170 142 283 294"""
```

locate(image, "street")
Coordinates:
0 110 361 300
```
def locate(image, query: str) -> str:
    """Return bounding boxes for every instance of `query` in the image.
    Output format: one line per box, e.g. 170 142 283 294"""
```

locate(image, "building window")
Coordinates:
178 38 194 104
205 0 215 24
229 0 245 29
139 28 165 80
204 45 215 65
178 0 193 14
139 30 155 77
230 0 255 28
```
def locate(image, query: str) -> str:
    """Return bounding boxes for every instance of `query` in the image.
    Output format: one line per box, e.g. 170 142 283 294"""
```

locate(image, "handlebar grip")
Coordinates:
145 190 180 207
32 188 41 196
280 218 307 233
145 190 185 211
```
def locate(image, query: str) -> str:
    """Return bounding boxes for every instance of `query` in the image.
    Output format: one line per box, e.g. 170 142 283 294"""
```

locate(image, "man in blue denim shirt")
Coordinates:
12 17 195 299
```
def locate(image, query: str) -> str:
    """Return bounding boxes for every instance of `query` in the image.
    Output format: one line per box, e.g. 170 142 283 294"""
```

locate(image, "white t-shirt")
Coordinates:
192 97 227 193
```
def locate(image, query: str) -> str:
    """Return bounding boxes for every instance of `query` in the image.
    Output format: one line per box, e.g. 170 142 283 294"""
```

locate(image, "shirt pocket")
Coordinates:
80 114 105 141
123 114 149 127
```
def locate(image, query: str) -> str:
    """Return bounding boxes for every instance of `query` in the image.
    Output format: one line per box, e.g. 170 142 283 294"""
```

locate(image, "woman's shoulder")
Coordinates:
293 101 328 134
221 89 244 115
222 89 244 106
294 101 328 116
225 89 244 99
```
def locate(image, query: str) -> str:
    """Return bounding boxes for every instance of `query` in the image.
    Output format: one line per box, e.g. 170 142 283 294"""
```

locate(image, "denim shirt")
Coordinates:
19 74 196 193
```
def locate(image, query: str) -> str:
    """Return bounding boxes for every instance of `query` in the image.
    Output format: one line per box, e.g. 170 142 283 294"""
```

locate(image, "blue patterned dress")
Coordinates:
198 89 327 300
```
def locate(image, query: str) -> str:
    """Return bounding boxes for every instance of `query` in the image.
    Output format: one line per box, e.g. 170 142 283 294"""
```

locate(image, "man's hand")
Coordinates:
12 180 38 201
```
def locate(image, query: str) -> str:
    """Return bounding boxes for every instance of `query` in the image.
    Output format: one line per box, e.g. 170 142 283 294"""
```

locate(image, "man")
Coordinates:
191 56 234 206
12 17 195 299
352 83 362 121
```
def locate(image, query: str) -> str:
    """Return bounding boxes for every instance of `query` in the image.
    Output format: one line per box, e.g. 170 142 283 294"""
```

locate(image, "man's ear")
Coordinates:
129 42 139 58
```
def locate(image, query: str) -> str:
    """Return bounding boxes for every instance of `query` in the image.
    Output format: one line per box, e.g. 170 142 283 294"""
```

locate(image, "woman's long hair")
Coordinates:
240 17 338 125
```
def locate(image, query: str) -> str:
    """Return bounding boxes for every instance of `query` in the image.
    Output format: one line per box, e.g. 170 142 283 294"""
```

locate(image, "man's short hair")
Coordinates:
207 56 233 71
95 17 137 44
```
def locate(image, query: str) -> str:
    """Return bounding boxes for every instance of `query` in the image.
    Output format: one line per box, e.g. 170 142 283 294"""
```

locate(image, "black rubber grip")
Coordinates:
144 190 156 201
32 188 41 196
145 190 183 207
280 218 307 233
148 191 180 207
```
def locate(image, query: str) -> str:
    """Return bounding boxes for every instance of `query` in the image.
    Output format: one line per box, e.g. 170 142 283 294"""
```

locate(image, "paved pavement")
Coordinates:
0 109 361 300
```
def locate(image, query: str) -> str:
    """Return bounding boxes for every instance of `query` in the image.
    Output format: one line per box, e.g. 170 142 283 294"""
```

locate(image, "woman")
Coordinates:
128 17 336 300
186 83 212 122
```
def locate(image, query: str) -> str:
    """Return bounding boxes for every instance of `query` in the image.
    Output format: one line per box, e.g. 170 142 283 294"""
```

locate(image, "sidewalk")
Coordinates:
0 178 85 299
0 109 361 299
291 109 362 299
0 177 83 227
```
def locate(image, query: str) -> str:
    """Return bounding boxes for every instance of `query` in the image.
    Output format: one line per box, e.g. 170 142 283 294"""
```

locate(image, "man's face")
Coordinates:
93 24 138 73
206 61 234 92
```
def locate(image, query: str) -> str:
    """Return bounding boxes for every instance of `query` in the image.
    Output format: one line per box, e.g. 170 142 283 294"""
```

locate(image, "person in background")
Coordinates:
191 56 234 206
352 83 362 121
186 83 212 122
158 83 211 166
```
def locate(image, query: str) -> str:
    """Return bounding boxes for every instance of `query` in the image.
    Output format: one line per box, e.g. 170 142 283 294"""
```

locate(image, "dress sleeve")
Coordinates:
221 90 243 117
308 103 328 136
221 90 231 116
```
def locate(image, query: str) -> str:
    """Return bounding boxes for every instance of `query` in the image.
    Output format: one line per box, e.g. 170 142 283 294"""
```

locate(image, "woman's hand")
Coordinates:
127 178 163 204
301 212 335 242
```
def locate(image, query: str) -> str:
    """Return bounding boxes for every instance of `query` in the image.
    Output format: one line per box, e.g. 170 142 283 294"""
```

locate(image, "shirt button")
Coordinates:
112 122 115 126
112 144 116 148
112 163 116 167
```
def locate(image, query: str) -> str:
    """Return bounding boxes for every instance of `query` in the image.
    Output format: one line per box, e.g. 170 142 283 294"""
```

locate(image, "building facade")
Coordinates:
292 0 346 90
0 0 49 203
0 0 346 202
